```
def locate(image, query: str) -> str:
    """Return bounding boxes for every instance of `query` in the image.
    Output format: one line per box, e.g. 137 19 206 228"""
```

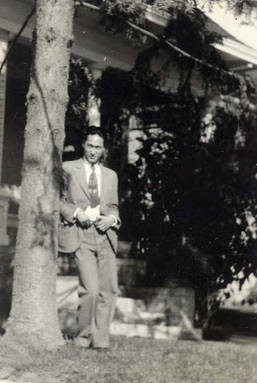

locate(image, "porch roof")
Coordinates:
0 0 256 75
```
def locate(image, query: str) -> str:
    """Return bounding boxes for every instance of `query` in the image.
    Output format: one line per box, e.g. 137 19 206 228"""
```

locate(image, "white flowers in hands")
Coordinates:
85 205 100 222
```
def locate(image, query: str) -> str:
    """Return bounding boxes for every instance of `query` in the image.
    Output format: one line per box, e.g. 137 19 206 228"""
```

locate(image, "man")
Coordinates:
59 126 120 349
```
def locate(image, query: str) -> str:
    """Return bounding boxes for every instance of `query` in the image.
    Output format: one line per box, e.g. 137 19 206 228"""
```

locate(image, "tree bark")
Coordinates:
4 0 74 350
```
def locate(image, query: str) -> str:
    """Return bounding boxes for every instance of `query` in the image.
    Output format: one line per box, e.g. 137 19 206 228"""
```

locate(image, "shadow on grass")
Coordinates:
203 307 257 342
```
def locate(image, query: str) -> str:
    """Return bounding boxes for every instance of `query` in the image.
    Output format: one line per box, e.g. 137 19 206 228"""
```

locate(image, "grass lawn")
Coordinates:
0 336 256 383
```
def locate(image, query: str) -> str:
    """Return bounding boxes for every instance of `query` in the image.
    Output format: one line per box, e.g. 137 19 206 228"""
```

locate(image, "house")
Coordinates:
0 0 256 241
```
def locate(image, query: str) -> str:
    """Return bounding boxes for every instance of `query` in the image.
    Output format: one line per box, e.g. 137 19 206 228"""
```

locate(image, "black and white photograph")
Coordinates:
0 0 257 382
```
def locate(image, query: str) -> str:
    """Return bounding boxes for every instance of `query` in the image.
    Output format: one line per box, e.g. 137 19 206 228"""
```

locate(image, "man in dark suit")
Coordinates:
59 126 120 349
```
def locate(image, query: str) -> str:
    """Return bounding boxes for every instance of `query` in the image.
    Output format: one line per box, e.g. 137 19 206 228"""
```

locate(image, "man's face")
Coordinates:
83 134 105 165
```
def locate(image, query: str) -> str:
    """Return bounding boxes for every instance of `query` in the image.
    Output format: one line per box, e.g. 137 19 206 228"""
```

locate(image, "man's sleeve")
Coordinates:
107 172 121 229
60 200 77 224
59 167 77 224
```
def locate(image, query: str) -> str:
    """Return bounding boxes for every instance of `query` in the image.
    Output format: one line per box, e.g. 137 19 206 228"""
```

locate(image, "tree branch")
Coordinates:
76 0 241 80
0 0 242 82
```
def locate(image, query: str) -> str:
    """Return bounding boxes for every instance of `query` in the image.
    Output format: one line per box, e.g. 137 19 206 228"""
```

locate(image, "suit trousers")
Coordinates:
75 225 118 348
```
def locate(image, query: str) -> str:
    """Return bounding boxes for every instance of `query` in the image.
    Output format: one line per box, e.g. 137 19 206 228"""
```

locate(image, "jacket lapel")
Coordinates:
100 165 107 206
74 159 90 199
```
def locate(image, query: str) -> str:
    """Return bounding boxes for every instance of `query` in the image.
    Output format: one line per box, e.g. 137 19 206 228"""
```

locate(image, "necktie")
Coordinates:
88 165 100 207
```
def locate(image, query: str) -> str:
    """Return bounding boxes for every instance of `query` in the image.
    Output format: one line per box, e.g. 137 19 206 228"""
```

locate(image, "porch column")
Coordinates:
0 30 9 245
128 115 144 164
0 30 8 184
87 64 104 127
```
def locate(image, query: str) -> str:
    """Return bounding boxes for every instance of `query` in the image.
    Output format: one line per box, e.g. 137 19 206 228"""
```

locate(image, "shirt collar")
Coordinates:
83 158 100 170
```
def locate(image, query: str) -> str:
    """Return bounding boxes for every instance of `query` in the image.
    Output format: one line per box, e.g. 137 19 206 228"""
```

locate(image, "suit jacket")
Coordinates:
58 158 120 254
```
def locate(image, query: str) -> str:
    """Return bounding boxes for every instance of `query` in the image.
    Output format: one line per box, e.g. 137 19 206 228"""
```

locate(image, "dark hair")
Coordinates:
81 126 105 144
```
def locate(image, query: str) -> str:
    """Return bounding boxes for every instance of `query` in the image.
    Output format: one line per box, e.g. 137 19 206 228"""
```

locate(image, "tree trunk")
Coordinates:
4 0 74 350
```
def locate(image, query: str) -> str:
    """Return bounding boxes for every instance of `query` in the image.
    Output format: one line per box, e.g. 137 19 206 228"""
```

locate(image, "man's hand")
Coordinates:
94 215 115 233
85 206 100 222
75 208 89 225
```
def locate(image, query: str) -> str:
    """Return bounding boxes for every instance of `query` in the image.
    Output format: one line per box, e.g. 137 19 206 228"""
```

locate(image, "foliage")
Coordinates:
100 0 147 45
206 0 257 17
70 0 257 293
129 81 257 291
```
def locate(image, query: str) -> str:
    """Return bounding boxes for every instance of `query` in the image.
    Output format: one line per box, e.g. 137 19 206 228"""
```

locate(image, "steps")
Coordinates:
57 276 198 340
